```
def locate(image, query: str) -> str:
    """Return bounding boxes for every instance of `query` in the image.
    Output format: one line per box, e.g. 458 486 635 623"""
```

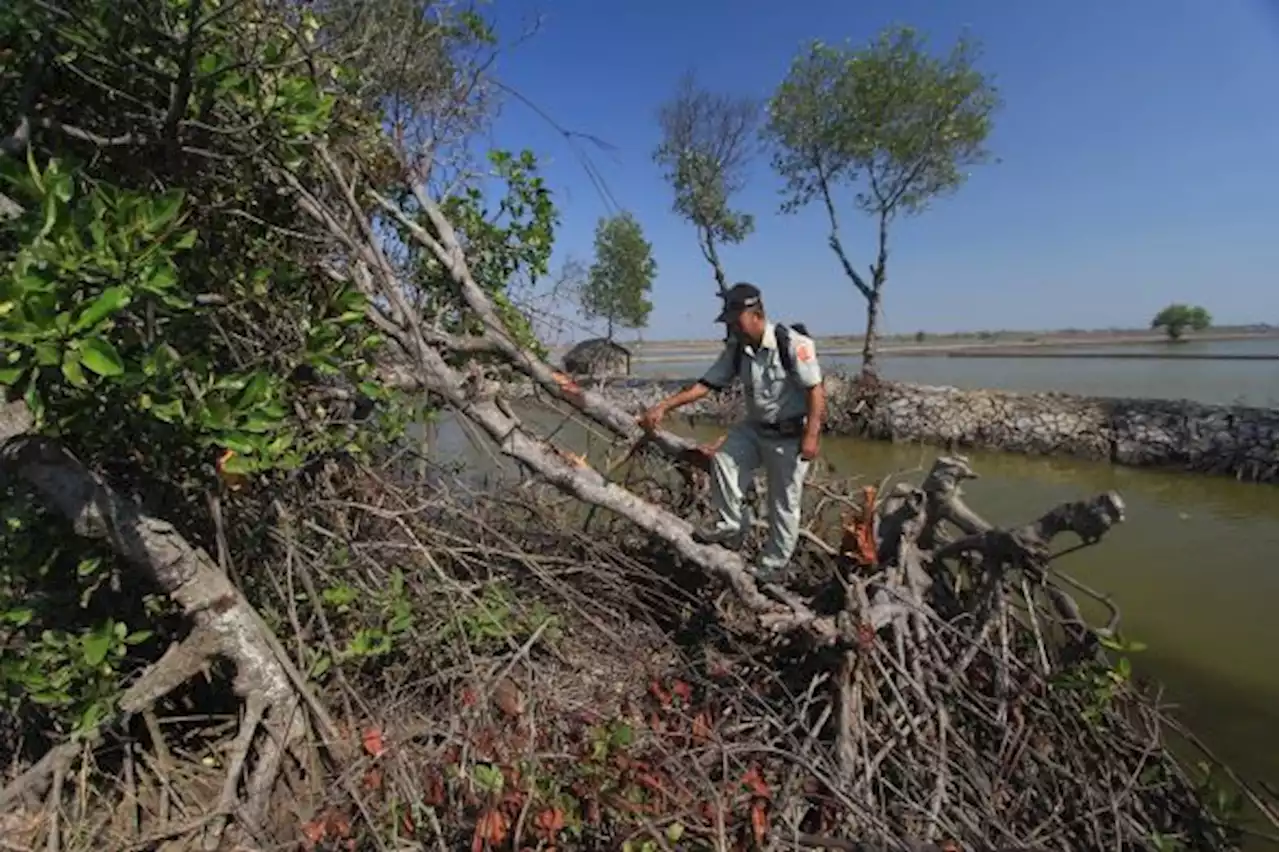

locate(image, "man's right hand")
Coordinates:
637 403 667 433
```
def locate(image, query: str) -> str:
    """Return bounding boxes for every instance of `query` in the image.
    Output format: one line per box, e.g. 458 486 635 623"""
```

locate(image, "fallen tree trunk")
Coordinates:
276 146 1264 851
287 149 1132 651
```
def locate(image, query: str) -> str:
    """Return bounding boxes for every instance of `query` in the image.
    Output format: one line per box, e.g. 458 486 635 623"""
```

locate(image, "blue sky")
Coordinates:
480 0 1277 341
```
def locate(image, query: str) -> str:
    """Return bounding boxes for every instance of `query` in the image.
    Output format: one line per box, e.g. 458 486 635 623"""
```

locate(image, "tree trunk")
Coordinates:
699 228 733 342
861 212 891 380
861 287 882 377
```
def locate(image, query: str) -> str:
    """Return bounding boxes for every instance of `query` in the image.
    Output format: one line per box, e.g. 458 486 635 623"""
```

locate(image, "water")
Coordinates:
414 409 1279 805
631 338 1280 407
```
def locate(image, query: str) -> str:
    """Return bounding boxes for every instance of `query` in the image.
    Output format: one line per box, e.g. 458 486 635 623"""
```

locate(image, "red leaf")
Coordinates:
534 807 566 840
742 766 770 799
750 800 768 845
362 726 386 758
648 679 671 707
424 769 445 806
300 819 327 850
326 811 352 838
637 772 666 794
402 812 416 834
363 766 382 791
671 679 692 702
692 710 712 742
476 809 510 845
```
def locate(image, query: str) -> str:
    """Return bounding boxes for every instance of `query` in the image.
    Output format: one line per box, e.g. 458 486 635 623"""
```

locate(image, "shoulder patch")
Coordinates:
795 341 815 363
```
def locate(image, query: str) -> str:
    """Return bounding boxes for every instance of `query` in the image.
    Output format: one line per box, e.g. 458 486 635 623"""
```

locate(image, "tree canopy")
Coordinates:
653 73 759 298
1151 303 1213 340
764 26 1000 375
579 212 657 340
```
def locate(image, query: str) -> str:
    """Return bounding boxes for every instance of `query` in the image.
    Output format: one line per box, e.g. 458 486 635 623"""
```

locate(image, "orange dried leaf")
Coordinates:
840 485 879 566
534 807 566 838
473 811 508 852
326 811 352 838
301 819 327 850
551 371 583 399
215 449 249 492
750 800 768 844
742 766 770 799
362 726 386 758
692 710 712 742
363 766 382 791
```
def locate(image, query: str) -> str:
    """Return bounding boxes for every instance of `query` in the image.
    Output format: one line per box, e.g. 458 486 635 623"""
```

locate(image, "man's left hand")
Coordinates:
799 433 820 461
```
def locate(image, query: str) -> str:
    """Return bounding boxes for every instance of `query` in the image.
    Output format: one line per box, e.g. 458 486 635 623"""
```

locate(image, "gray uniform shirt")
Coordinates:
699 323 823 425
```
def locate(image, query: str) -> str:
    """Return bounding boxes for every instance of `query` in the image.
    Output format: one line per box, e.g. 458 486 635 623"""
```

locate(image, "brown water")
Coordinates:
416 405 1279 826
632 337 1280 407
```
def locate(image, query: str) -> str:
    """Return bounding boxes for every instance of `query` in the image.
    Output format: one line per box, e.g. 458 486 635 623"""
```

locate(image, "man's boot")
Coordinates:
692 524 745 550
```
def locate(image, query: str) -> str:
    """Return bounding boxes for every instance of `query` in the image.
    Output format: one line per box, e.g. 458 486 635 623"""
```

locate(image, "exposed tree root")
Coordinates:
0 401 334 848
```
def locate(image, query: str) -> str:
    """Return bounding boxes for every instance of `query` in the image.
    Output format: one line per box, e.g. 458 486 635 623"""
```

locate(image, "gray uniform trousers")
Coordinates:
708 422 810 576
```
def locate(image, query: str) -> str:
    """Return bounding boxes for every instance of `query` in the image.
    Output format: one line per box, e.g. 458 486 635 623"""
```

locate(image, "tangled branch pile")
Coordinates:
0 2 1268 851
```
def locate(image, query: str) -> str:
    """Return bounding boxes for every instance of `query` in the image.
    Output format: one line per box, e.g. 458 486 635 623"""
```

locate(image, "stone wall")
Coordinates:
576 374 1278 484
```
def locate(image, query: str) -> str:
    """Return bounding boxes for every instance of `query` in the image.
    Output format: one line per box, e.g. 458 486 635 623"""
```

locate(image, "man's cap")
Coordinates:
715 282 763 323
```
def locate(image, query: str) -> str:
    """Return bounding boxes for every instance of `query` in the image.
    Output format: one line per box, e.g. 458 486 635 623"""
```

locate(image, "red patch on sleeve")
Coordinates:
796 342 815 363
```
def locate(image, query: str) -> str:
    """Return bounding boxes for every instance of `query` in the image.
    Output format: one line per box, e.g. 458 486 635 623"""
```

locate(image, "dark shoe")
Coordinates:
693 525 745 550
752 563 784 585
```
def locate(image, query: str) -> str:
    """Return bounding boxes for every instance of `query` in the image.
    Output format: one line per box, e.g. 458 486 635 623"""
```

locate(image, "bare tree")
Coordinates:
653 72 759 302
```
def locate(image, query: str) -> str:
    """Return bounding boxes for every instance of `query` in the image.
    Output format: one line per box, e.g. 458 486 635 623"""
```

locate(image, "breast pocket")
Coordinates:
761 361 789 398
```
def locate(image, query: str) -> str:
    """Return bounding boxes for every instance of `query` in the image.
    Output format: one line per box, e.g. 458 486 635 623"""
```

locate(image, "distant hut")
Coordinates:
562 338 632 377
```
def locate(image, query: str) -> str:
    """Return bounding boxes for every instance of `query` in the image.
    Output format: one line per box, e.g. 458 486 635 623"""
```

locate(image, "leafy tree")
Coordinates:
580 212 657 340
764 26 1000 376
0 0 538 742
1151 304 1212 340
653 73 758 302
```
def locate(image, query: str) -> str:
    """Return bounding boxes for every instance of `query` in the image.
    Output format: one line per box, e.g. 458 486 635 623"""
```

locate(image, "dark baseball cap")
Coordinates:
715 282 763 323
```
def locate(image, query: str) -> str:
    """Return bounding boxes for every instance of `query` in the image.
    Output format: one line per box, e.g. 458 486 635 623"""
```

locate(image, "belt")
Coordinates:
754 416 806 438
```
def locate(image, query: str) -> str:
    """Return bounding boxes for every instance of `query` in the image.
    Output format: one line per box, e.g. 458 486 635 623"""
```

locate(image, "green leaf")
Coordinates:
73 287 131 332
0 365 26 385
79 337 124 376
82 630 113 666
148 190 185 233
219 452 254 474
609 721 634 748
24 374 45 426
173 229 198 250
1 607 34 626
61 353 88 388
143 264 177 292
150 399 185 423
236 372 271 410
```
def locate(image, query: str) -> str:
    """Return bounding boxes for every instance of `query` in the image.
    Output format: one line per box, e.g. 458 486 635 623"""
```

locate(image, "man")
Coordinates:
638 282 826 581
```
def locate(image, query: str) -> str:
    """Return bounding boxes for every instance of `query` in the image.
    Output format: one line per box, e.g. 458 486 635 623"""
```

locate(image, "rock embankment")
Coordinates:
575 374 1278 483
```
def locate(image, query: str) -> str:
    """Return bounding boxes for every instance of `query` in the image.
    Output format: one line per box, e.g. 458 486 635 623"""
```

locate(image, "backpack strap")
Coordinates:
733 324 800 395
775 324 796 378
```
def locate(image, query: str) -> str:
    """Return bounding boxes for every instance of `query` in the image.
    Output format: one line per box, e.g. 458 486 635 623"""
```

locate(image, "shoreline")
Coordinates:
619 330 1276 364
568 374 1279 484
